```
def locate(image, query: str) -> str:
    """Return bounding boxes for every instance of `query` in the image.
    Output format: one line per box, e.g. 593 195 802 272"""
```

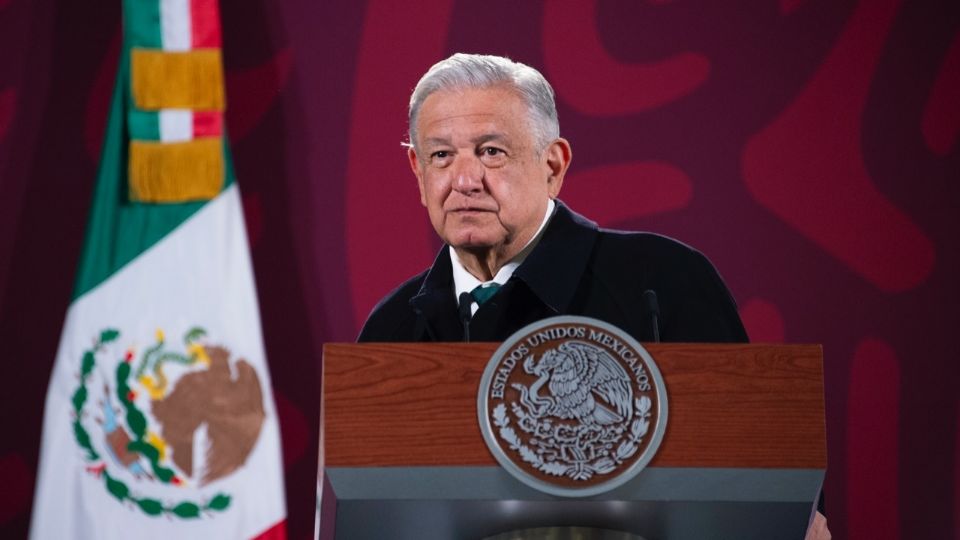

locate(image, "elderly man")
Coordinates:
357 53 747 344
357 53 829 540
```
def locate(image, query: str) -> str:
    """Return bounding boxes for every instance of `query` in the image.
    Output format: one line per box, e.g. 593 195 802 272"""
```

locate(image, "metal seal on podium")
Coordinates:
477 316 668 497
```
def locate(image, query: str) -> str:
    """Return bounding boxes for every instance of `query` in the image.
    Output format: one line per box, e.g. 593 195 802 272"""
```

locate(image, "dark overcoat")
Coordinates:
358 202 748 343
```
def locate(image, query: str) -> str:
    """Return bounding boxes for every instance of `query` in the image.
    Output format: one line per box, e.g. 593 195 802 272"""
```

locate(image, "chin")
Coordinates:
446 230 503 250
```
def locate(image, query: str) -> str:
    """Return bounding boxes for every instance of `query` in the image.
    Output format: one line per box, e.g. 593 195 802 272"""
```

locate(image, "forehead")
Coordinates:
416 86 533 144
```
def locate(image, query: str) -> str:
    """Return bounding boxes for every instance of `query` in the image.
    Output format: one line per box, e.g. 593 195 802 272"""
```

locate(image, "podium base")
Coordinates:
321 465 821 540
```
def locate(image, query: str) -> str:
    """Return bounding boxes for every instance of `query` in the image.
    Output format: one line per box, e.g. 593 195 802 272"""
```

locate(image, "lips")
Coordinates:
448 203 496 214
451 207 493 213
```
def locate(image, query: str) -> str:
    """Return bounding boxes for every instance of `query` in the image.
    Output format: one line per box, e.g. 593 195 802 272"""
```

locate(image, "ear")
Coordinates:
544 137 572 199
408 146 427 206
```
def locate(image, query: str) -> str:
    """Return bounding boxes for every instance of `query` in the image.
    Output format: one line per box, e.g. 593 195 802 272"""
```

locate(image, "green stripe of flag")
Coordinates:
73 46 235 300
123 0 162 49
128 109 161 140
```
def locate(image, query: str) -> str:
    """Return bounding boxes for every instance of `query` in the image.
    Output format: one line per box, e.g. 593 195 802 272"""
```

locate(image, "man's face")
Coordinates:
408 86 571 258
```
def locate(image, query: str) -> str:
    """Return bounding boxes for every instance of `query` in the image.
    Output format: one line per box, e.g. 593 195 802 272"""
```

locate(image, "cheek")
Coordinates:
434 184 454 209
494 173 531 203
422 175 449 205
495 173 544 223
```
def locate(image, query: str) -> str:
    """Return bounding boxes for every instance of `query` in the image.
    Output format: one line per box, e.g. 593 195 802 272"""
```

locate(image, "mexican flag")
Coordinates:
29 0 286 538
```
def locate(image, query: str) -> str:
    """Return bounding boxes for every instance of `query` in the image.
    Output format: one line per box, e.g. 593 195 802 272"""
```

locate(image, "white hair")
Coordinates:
408 53 560 151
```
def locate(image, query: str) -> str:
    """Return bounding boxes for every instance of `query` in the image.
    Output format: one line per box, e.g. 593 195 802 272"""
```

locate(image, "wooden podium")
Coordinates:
318 343 825 539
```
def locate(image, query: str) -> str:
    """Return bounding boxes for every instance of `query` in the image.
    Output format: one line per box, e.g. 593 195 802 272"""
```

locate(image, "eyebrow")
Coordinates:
422 137 452 147
472 133 510 146
421 133 511 148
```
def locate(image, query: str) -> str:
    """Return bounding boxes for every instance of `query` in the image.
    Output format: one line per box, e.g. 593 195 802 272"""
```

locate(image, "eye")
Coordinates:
429 150 453 166
478 146 507 166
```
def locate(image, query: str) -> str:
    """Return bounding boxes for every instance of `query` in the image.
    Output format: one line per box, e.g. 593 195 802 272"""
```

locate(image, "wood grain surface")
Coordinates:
322 343 826 469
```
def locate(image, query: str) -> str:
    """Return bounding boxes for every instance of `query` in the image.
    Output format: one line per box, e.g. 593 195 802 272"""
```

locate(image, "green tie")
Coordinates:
471 283 501 305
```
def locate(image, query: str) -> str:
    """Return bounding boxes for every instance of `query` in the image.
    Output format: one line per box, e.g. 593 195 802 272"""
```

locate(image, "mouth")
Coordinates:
449 206 494 214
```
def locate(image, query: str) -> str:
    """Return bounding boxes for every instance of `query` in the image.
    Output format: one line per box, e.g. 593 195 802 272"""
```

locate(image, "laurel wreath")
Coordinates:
70 328 232 519
613 396 651 466
493 396 652 481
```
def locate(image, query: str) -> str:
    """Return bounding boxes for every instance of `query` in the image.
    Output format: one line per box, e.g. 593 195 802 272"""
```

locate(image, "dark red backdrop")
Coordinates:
1 1 958 539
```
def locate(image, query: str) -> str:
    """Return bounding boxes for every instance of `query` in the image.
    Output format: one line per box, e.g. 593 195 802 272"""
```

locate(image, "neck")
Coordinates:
453 242 522 282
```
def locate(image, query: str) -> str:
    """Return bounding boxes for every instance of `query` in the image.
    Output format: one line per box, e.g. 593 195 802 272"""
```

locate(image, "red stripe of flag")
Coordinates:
193 111 223 137
191 0 221 48
252 519 287 540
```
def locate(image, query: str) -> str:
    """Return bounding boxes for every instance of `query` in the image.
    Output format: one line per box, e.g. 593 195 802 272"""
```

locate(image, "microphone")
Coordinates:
643 289 661 343
458 292 473 342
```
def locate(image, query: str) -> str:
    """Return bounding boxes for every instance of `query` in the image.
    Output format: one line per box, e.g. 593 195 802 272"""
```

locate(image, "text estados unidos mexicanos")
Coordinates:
489 326 651 399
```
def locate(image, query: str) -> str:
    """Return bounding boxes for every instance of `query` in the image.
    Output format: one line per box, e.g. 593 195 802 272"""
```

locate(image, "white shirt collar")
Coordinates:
451 199 555 313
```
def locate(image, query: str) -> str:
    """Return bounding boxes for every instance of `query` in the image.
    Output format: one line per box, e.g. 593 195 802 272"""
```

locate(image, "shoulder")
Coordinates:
586 228 723 308
589 229 748 343
590 229 712 275
356 270 428 342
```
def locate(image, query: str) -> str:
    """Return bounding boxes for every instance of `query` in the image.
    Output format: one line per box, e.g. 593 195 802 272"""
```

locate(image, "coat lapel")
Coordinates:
408 201 599 341
513 201 599 313
408 248 463 341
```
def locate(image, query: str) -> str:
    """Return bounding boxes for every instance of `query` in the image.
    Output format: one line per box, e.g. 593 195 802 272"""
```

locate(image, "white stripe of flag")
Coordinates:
159 109 194 142
161 0 192 51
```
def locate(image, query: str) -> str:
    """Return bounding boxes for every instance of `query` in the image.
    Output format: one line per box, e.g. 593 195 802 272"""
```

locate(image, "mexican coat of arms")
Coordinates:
478 316 668 497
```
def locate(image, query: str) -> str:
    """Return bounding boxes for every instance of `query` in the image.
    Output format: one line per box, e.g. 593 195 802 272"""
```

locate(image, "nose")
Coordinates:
451 155 484 194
